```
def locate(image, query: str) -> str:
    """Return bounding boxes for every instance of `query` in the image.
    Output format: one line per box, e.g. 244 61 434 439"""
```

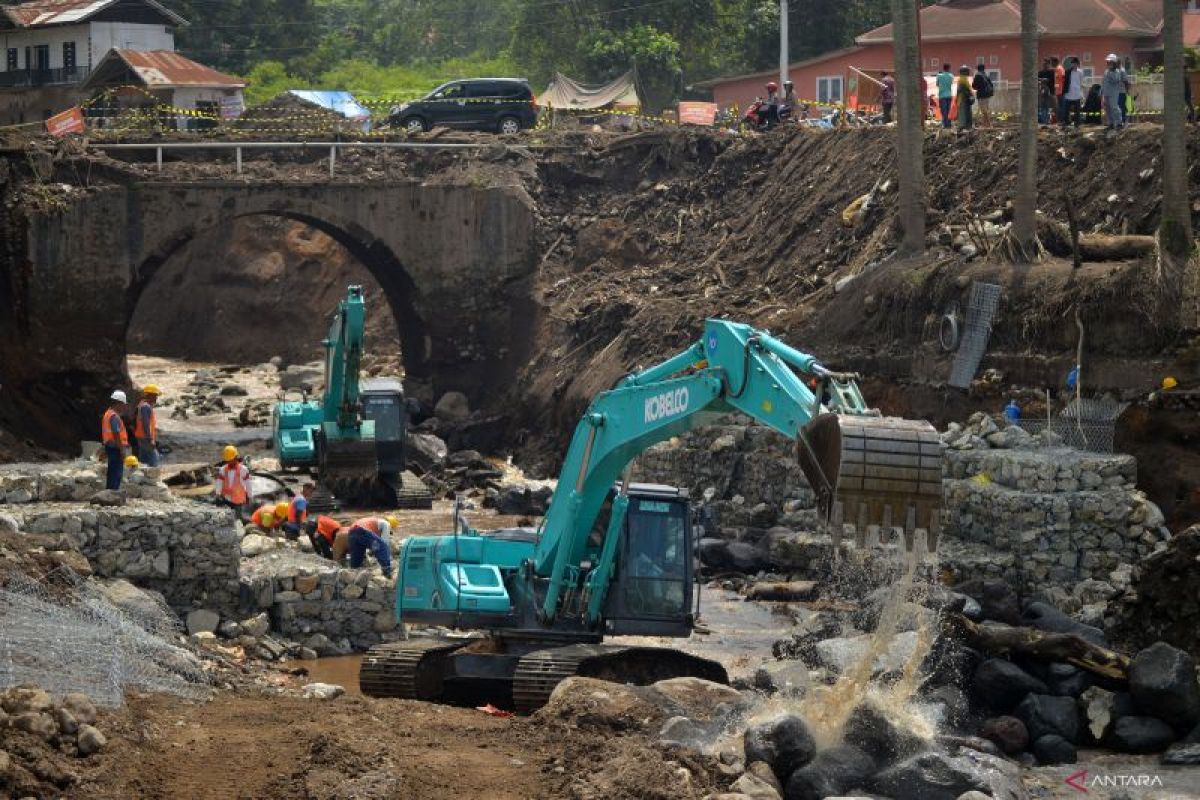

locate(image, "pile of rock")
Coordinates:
238 550 402 653
919 580 1200 768
168 367 241 418
735 707 1022 800
1 686 106 781
5 496 241 614
939 413 1170 592
183 605 328 662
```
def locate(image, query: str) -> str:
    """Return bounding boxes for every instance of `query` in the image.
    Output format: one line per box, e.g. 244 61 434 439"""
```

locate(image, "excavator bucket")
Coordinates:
319 437 380 503
798 414 944 552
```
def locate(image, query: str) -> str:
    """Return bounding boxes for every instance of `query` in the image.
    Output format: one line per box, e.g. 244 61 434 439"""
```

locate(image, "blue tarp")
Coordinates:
289 90 372 128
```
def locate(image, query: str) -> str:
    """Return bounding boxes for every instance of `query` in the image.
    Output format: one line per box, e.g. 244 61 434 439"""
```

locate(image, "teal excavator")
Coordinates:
360 319 942 710
272 286 432 508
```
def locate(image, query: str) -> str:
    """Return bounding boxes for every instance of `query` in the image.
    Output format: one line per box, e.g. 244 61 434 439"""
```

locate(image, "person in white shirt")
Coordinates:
1062 56 1084 129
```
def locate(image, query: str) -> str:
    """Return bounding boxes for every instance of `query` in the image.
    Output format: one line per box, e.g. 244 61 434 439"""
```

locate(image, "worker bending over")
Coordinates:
341 516 397 578
134 385 161 467
248 501 289 534
214 445 250 520
308 515 345 560
281 483 314 540
101 390 129 491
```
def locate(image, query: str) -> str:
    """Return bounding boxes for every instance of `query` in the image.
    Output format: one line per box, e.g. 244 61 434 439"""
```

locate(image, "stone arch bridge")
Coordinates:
0 173 538 452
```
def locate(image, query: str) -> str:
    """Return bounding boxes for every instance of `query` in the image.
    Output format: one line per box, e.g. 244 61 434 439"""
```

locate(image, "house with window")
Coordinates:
0 0 240 127
699 0 1199 115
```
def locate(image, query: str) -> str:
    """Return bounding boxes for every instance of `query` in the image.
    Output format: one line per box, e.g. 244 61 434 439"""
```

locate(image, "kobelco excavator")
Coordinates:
272 285 432 508
360 319 942 710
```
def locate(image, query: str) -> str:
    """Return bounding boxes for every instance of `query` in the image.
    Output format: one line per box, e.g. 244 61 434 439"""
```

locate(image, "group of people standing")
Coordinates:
100 385 162 490
1037 54 1132 131
934 63 995 132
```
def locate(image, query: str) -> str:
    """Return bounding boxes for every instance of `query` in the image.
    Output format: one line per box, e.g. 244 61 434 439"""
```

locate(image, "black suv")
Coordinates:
388 78 537 134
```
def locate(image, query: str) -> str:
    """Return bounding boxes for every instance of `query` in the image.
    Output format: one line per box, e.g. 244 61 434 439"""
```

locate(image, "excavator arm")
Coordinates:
533 319 942 625
322 285 366 431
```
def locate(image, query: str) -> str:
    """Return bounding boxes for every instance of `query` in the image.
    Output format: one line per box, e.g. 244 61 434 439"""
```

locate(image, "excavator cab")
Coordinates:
603 485 694 637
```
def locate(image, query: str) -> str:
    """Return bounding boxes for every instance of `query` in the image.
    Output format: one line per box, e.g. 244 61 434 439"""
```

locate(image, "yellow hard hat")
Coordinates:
222 445 238 461
385 515 400 529
1162 376 1179 391
275 501 289 518
142 384 162 396
124 455 139 468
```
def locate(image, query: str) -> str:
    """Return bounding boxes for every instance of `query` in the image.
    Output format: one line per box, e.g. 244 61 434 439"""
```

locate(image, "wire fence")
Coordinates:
1016 397 1128 454
0 567 212 706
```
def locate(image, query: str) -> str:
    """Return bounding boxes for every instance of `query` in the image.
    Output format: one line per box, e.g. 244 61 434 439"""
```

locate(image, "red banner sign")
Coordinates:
677 101 718 126
46 106 85 137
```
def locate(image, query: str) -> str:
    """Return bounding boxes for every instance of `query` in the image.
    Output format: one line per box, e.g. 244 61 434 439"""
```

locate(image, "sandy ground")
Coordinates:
79 693 566 800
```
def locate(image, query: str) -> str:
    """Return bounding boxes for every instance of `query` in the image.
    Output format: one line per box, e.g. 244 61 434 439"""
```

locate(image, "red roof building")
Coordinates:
701 0 1198 113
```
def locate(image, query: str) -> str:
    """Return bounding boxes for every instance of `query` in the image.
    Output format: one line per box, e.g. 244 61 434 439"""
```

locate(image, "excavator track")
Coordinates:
359 638 467 701
382 470 434 510
513 643 729 714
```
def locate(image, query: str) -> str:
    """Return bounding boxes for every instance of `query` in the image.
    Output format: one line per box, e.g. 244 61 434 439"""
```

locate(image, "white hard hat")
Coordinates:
1106 53 1119 62
110 390 127 403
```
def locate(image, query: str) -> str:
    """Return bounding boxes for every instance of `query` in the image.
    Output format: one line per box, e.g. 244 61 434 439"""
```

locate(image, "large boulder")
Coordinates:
1014 694 1080 744
971 659 1048 712
1031 734 1077 765
95 579 172 627
434 391 471 422
783 745 875 800
842 702 928 765
726 541 769 573
1128 642 1200 733
406 433 448 472
279 364 323 391
981 716 1029 755
869 752 991 800
743 714 816 784
185 608 220 635
954 579 1020 625
1106 716 1176 754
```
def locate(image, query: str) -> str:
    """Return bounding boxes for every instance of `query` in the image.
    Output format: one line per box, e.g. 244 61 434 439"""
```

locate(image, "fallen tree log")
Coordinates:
1038 218 1157 262
947 614 1130 681
744 581 819 602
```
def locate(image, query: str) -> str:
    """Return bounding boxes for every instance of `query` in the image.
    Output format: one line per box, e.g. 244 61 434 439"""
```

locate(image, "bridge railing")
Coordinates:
90 140 497 177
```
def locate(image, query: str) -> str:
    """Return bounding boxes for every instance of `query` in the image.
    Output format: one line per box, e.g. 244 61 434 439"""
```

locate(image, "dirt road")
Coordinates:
80 692 565 800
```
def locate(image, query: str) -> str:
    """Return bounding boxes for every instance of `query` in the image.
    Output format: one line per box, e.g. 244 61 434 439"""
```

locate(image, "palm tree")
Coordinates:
891 0 925 257
1160 0 1193 279
1011 0 1039 260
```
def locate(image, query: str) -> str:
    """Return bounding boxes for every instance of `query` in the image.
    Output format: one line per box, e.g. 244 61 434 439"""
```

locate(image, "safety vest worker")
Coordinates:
133 384 161 467
309 515 344 560
250 502 288 531
214 445 250 510
101 390 129 492
101 408 128 448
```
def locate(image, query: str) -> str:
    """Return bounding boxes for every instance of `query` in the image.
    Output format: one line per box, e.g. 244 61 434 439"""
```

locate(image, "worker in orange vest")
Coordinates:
134 384 161 467
248 501 289 534
308 515 345 560
281 483 315 540
214 445 250 520
342 516 398 578
101 390 129 491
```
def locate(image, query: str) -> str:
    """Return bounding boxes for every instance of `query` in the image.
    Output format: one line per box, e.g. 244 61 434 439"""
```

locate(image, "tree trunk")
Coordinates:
1012 0 1039 259
890 0 926 257
1160 0 1193 274
948 614 1130 681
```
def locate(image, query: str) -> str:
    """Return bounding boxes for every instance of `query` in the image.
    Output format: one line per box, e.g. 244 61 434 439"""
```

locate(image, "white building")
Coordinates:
82 48 245 131
0 0 241 127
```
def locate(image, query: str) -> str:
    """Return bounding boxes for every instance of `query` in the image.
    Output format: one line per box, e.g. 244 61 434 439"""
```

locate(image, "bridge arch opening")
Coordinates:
126 211 431 398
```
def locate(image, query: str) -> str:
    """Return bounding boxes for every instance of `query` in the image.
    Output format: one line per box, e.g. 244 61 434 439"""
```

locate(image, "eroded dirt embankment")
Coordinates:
4 126 1200 520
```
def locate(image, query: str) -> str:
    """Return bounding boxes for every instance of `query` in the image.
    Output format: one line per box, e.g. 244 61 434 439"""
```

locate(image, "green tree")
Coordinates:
582 24 681 110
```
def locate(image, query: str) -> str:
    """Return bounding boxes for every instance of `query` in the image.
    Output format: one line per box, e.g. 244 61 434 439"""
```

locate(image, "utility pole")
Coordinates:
779 0 789 87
